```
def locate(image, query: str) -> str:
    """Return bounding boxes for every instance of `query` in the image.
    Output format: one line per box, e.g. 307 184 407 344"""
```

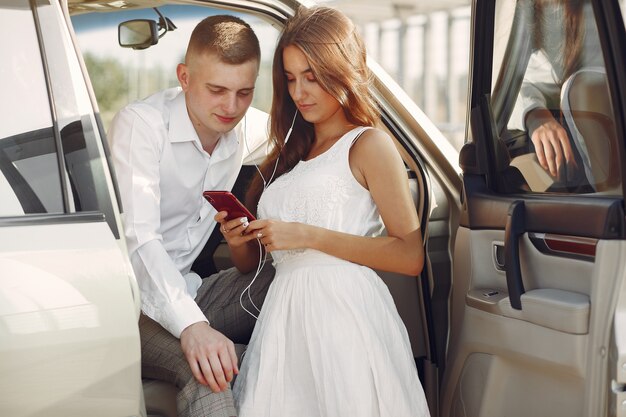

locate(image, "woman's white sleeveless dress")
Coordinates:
233 127 430 417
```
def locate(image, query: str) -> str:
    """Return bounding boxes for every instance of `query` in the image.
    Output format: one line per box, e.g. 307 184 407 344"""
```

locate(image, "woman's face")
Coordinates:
282 45 343 125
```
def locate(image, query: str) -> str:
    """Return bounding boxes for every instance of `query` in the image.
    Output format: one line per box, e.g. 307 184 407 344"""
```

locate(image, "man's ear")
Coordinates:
177 63 189 91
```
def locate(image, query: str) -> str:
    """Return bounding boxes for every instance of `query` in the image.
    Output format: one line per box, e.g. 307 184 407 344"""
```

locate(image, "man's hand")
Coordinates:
527 109 579 178
180 321 238 392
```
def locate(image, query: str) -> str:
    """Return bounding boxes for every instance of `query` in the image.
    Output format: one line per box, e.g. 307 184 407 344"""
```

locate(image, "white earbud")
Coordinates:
265 109 298 188
283 109 298 145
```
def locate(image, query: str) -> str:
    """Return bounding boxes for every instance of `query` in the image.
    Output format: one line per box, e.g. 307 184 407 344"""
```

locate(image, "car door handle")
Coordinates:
492 242 505 271
505 200 526 310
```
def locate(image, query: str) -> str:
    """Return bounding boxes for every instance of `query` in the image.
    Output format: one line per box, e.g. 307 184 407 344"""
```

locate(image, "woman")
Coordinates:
215 6 430 416
521 0 603 180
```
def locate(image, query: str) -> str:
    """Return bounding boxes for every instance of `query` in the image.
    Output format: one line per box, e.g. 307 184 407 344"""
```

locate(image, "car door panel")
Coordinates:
444 175 624 415
445 231 624 417
0 218 142 417
0 1 143 415
443 1 626 412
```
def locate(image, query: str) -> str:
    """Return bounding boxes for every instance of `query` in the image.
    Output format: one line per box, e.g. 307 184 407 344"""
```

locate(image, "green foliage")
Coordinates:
82 52 179 130
83 52 128 115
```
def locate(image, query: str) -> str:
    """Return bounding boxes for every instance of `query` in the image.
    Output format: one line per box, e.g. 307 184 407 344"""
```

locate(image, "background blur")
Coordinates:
327 0 471 151
74 0 472 152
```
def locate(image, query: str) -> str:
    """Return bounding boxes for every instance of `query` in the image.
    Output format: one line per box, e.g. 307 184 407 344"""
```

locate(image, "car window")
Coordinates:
0 0 123 238
71 5 279 131
0 4 63 216
491 0 621 195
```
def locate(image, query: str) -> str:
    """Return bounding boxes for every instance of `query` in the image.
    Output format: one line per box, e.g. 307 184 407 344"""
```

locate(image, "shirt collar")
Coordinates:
211 125 240 162
168 90 199 144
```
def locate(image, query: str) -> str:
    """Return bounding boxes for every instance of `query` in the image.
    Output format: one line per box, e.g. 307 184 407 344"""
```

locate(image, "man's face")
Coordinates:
177 52 258 141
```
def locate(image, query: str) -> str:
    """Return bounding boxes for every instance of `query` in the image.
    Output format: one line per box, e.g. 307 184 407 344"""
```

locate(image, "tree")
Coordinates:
83 53 128 126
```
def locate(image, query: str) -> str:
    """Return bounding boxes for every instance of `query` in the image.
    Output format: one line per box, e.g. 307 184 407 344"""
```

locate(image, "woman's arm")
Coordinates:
214 212 263 273
525 108 578 178
244 128 424 276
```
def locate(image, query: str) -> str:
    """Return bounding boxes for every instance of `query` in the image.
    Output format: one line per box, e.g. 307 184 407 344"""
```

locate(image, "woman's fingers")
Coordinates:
218 218 276 248
221 217 249 234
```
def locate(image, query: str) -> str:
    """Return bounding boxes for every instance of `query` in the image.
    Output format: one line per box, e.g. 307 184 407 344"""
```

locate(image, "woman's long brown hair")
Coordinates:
245 6 380 213
533 0 585 84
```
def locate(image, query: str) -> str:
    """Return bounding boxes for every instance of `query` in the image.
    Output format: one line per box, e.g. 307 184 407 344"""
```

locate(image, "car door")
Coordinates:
0 0 142 416
441 1 626 416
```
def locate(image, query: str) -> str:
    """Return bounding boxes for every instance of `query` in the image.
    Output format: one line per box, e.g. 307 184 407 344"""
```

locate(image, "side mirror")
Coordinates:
118 19 159 50
118 9 176 50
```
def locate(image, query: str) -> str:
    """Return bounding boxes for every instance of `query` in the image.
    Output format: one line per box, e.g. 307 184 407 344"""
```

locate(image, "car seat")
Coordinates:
560 67 620 192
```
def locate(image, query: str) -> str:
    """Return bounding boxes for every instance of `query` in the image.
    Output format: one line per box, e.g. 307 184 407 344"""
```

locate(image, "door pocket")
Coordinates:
498 288 589 334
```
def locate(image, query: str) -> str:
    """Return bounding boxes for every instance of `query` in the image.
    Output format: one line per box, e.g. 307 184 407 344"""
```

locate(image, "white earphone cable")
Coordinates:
238 238 265 319
237 110 298 320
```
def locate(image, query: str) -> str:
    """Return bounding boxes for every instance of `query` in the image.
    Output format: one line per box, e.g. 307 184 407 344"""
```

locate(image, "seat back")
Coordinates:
561 68 620 192
376 175 427 359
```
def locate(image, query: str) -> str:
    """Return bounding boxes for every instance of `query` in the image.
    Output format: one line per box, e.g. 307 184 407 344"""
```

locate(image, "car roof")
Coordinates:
66 0 302 15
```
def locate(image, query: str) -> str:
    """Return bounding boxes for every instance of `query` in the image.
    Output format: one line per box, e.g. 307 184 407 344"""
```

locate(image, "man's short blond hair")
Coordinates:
186 15 260 65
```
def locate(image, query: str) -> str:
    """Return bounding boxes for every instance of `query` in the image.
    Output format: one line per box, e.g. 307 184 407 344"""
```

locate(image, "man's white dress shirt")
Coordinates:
108 87 268 338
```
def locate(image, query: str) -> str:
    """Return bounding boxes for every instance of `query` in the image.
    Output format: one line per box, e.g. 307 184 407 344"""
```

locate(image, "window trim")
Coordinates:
30 0 72 213
593 0 626 197
0 211 105 228
28 0 121 238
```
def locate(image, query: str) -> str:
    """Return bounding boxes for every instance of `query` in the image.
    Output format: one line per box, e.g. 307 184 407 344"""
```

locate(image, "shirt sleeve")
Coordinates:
520 50 559 127
242 107 271 165
108 106 207 338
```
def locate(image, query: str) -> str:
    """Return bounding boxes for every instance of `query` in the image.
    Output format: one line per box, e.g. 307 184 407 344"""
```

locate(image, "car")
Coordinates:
0 0 624 416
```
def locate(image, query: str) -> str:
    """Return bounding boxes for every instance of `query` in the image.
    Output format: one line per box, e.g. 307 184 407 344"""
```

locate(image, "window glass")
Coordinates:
491 0 621 195
0 5 63 216
71 6 279 131
31 0 121 237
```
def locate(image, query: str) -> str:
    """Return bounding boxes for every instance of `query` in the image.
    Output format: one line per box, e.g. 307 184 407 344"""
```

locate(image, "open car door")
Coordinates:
441 1 626 416
0 1 142 415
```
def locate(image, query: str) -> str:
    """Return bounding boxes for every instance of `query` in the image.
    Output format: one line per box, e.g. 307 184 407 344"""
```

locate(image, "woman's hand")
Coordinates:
527 108 579 179
214 212 256 248
214 211 264 273
245 219 307 252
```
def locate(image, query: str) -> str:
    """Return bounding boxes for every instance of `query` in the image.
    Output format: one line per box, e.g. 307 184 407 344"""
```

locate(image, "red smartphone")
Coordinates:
203 191 255 221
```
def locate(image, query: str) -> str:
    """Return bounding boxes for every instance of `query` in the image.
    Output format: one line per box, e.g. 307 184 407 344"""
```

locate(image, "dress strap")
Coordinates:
326 126 373 165
349 126 372 146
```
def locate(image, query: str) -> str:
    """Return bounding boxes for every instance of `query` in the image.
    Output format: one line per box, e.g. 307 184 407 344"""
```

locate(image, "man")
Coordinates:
108 15 273 417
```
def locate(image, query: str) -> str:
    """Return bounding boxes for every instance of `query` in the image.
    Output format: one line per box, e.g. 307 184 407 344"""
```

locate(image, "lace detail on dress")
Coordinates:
262 136 347 193
257 126 380 265
269 173 352 264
